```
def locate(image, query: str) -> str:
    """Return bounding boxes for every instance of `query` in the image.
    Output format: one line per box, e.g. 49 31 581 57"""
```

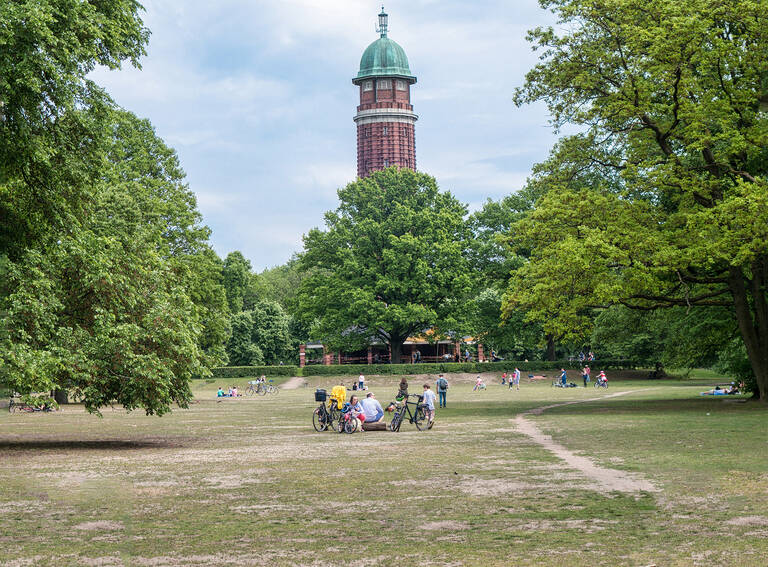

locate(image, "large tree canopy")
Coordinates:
0 109 229 414
507 0 768 400
298 168 474 363
0 0 149 256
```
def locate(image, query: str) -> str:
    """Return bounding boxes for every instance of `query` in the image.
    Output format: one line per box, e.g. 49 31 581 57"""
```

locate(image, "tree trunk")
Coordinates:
728 264 768 403
390 341 404 364
545 334 556 361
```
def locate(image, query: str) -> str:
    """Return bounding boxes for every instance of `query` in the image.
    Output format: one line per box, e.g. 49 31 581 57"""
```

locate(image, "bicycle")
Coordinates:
594 379 608 389
312 389 341 432
9 399 54 413
389 394 428 432
337 409 359 434
245 381 262 396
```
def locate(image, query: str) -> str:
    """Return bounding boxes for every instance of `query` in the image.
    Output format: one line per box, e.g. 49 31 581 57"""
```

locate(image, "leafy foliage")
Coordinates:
507 0 768 400
298 168 474 362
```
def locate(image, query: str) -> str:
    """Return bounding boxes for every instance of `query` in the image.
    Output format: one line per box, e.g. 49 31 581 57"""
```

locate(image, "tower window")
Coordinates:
362 81 373 92
377 79 391 90
396 80 407 91
382 126 388 136
384 159 389 167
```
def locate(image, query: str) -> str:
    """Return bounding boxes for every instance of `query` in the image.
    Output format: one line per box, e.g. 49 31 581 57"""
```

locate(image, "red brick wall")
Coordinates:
356 80 416 178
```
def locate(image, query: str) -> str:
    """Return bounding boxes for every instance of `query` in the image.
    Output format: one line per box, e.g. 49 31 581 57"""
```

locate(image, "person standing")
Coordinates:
501 371 507 385
560 368 567 386
396 377 409 401
436 374 448 408
582 365 591 387
358 373 365 390
422 384 437 428
512 368 521 390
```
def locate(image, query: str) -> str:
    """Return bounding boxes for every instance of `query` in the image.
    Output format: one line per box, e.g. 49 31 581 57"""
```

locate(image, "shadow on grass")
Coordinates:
0 439 186 451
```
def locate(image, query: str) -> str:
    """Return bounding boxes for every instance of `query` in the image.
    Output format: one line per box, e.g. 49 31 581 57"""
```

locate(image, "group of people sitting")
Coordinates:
341 391 386 429
217 386 239 397
340 379 437 430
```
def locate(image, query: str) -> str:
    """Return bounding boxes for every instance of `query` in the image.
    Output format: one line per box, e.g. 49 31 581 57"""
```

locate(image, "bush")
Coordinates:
208 365 299 378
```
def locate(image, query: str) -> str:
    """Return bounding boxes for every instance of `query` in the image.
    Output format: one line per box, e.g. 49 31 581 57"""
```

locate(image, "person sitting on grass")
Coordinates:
217 387 225 397
473 376 485 391
231 385 238 397
360 392 385 426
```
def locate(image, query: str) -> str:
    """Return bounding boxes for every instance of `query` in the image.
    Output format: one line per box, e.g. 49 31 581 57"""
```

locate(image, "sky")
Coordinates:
91 0 560 271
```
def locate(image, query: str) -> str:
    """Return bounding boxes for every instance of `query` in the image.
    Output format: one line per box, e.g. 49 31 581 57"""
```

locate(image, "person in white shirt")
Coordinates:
359 392 384 424
358 374 365 390
421 383 436 427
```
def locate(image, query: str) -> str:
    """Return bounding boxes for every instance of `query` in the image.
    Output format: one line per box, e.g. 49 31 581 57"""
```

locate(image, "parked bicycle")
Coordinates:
9 398 55 413
312 389 341 432
245 379 278 396
389 394 428 432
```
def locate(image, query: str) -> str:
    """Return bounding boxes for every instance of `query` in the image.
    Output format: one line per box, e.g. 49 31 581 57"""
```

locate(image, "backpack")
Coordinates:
438 378 448 390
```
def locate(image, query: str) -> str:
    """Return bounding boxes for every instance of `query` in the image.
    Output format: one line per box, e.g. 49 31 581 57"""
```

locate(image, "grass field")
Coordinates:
1 371 766 566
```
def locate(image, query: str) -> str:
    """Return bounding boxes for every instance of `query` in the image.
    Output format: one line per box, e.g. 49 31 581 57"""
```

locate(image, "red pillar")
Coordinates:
323 346 331 366
477 344 485 363
299 344 306 368
337 352 342 365
367 346 373 365
454 342 461 361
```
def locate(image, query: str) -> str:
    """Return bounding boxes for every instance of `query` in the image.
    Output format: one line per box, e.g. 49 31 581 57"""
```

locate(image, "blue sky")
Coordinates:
92 1 559 271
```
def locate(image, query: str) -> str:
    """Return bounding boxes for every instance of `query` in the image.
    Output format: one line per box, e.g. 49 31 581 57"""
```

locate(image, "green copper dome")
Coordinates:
356 37 415 80
354 9 416 83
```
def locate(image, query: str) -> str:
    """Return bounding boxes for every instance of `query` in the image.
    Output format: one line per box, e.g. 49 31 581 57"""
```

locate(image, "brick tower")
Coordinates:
353 8 417 178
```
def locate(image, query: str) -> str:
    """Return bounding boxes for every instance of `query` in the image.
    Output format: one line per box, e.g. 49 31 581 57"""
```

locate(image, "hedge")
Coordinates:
208 365 300 379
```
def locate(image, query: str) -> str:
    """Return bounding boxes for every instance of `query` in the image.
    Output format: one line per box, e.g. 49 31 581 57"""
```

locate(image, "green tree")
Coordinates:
298 168 474 364
468 193 548 359
222 251 253 313
250 300 293 365
508 0 768 400
226 312 264 366
0 0 149 257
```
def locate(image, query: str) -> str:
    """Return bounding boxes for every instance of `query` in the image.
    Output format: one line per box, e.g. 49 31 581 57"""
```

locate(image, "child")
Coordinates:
422 384 436 428
501 371 507 385
512 368 521 390
473 376 485 391
217 387 224 397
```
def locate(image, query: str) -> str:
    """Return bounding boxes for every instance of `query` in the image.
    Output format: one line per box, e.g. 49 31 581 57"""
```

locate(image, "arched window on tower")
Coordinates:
383 126 388 136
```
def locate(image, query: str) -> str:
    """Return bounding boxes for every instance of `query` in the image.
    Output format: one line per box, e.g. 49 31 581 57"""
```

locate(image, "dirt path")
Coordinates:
514 390 659 493
281 376 306 390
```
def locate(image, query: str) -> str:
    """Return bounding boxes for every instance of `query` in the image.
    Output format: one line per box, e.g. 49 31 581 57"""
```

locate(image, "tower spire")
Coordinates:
376 7 388 38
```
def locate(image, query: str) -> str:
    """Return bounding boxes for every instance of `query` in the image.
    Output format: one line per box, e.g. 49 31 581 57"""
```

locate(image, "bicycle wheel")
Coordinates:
245 386 256 397
258 385 267 396
414 407 428 431
269 385 278 395
594 382 599 389
389 412 402 432
313 408 328 432
343 417 357 434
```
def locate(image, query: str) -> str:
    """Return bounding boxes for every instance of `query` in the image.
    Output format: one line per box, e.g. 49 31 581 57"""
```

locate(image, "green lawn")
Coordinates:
1 373 766 566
